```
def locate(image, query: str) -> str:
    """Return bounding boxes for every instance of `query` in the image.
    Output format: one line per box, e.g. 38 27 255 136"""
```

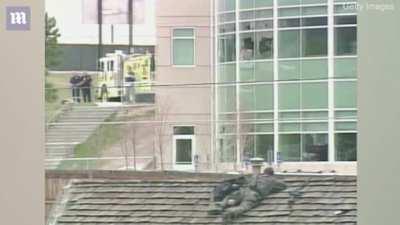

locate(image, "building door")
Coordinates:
173 126 195 171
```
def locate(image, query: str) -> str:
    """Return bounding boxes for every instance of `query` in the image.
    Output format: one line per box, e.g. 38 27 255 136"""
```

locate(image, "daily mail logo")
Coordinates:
6 6 31 31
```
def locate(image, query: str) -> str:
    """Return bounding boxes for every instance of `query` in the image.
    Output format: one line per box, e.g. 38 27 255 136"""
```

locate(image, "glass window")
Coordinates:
242 61 273 81
279 134 301 161
218 34 236 62
243 135 274 161
335 133 357 161
218 63 236 82
240 21 255 31
255 9 273 19
219 23 236 33
240 84 273 111
219 0 236 11
302 28 327 57
302 6 327 16
279 60 301 80
279 18 300 28
301 82 328 109
278 0 300 6
173 28 195 66
240 32 255 60
175 139 192 164
240 11 255 20
255 61 273 81
255 31 273 59
301 59 328 79
219 12 236 23
219 136 236 162
279 83 300 110
255 0 274 7
334 58 357 78
303 0 327 4
218 86 236 113
255 20 273 30
279 30 300 58
335 15 357 25
335 81 357 108
301 122 328 132
335 27 357 55
174 126 194 135
255 84 273 110
302 134 328 161
335 122 357 131
279 7 301 17
240 0 254 9
302 17 328 26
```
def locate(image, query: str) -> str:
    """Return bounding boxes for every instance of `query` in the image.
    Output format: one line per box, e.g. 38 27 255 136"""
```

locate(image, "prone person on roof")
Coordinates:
208 167 287 222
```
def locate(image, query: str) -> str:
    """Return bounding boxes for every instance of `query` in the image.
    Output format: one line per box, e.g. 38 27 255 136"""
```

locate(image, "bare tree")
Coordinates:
153 97 172 171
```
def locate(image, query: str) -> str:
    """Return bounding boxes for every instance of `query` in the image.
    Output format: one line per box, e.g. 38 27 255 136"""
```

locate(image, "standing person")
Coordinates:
81 74 93 103
125 72 136 104
70 73 83 103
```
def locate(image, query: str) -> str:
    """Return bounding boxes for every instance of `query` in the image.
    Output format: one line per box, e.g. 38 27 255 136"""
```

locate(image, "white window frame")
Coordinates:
171 27 196 67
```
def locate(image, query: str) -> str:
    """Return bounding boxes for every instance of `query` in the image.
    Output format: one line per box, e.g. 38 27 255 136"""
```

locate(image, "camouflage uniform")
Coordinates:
218 175 287 221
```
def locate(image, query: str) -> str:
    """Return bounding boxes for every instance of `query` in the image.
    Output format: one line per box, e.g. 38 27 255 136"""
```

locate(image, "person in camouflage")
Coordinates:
209 167 287 222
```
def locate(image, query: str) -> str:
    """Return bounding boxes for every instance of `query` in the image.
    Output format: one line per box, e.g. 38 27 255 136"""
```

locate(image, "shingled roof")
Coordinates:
50 175 357 225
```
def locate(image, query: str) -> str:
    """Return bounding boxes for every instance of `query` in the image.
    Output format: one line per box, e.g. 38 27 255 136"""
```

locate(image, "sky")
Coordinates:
45 0 156 45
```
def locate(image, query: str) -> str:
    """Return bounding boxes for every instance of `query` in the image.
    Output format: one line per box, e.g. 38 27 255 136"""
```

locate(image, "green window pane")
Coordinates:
255 135 274 160
255 61 273 81
255 9 273 19
219 0 236 11
240 11 255 20
279 123 300 132
219 63 236 82
279 134 301 162
335 58 357 78
279 83 300 110
255 0 274 7
279 112 301 121
335 122 357 131
279 7 301 17
240 0 254 9
335 133 357 161
173 39 194 65
240 85 255 111
219 12 236 22
173 29 194 37
335 27 357 55
255 31 273 59
279 30 300 58
335 81 357 108
302 28 328 57
301 59 328 79
302 0 327 4
302 111 328 120
240 32 255 60
279 60 300 80
175 139 192 164
255 123 274 133
240 62 254 81
219 23 236 33
335 110 357 120
278 0 300 6
301 134 328 161
255 84 273 110
218 35 236 62
301 122 328 132
301 6 327 16
218 86 236 113
301 82 328 109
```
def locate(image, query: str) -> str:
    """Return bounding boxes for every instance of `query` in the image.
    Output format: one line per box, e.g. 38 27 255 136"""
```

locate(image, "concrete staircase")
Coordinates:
45 105 118 169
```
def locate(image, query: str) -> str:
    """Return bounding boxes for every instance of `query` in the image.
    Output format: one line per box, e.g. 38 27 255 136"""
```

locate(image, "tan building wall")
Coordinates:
154 0 214 171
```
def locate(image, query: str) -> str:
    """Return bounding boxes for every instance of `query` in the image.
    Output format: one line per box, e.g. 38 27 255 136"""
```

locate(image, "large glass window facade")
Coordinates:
216 0 357 164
